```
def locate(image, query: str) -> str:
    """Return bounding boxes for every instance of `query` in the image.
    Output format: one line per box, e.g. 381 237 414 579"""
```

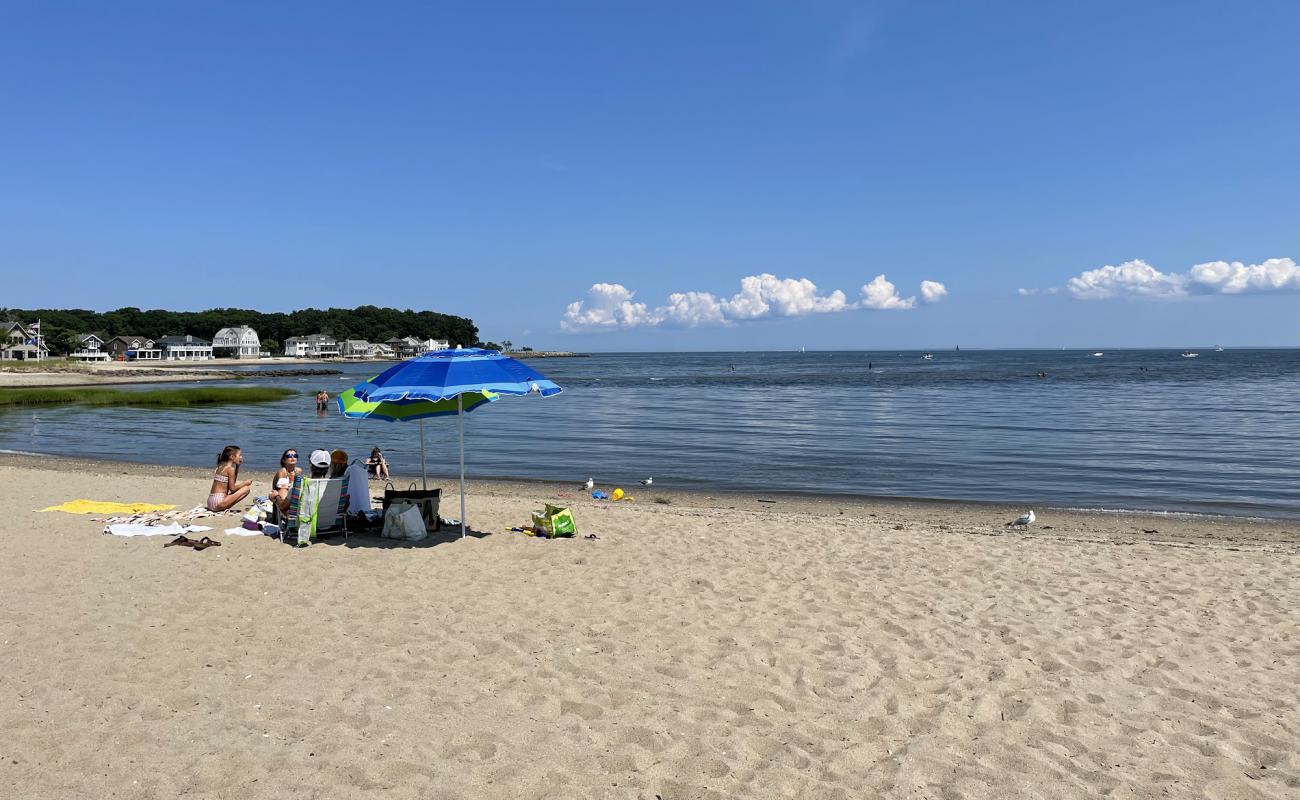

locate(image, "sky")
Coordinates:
2 1 1298 350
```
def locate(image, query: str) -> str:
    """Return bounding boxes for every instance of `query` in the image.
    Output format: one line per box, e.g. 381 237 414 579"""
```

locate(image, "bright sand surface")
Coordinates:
2 455 1297 799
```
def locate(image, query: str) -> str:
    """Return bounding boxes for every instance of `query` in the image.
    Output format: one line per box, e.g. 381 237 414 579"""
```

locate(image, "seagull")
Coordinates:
1006 510 1035 529
583 478 594 491
640 477 653 486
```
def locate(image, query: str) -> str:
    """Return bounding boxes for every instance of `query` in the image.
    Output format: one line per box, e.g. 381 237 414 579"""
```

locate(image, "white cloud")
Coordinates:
858 274 916 310
561 272 946 329
1065 256 1299 300
920 280 948 303
560 283 657 330
1017 287 1034 296
720 274 849 319
1066 259 1187 300
1188 258 1300 294
658 291 726 327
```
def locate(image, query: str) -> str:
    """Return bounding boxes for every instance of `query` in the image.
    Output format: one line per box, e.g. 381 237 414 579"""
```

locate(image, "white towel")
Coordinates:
223 526 263 537
103 523 213 537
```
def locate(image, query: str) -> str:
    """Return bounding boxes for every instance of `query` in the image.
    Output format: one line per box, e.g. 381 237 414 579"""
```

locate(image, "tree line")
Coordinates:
3 305 480 356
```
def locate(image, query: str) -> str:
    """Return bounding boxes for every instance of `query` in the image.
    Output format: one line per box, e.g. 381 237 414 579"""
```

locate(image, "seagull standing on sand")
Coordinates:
1006 510 1035 529
583 478 594 491
640 477 653 486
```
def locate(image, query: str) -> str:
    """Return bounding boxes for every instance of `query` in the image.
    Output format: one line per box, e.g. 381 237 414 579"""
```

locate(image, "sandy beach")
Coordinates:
1 454 1297 799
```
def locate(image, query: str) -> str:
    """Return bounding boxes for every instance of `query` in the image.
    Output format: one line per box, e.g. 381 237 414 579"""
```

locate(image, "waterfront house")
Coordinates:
371 342 396 359
304 334 339 358
157 335 213 361
341 339 373 359
70 333 110 362
385 336 423 358
282 336 309 357
422 338 450 353
105 335 161 361
212 326 261 359
1 321 48 361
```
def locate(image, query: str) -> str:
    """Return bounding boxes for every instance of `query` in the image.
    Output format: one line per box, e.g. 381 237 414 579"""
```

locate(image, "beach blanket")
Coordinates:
41 500 177 515
99 505 237 526
103 523 213 537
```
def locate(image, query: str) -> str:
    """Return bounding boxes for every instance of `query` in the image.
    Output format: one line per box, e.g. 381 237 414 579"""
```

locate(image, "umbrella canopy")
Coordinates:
336 386 498 422
345 348 562 537
352 347 562 403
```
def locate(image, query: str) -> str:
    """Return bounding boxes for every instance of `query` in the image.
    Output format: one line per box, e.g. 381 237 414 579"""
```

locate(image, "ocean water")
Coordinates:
3 349 1298 519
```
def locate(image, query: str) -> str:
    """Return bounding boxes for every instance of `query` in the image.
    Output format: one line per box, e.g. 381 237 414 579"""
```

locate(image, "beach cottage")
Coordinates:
212 326 261 359
70 333 110 362
0 321 48 361
422 338 450 353
386 336 423 358
158 335 213 361
282 336 309 357
341 339 373 359
105 335 161 361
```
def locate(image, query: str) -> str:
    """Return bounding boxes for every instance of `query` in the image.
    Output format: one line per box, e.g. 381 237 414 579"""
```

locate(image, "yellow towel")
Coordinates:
38 500 177 515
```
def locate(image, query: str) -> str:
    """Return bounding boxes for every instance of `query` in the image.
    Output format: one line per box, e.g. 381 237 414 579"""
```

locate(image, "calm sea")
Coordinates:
3 350 1298 519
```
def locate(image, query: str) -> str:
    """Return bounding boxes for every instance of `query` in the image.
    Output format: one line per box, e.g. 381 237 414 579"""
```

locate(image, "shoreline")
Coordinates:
5 451 1296 552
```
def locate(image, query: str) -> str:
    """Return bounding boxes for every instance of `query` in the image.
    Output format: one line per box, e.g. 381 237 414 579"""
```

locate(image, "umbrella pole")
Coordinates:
458 395 466 538
419 418 428 490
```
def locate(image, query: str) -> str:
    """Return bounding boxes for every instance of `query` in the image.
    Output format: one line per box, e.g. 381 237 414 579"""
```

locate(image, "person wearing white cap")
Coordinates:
308 449 331 478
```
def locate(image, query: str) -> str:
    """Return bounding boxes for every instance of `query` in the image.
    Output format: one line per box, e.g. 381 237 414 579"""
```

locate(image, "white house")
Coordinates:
284 334 339 358
371 342 396 359
70 333 110 362
212 326 261 359
422 338 450 353
283 336 309 357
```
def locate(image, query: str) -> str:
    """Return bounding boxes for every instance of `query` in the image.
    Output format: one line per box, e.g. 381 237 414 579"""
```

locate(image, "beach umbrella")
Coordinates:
336 386 498 489
347 348 563 536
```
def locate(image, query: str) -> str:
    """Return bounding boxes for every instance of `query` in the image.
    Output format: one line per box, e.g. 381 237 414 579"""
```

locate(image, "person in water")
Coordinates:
270 448 302 513
366 447 390 480
315 390 330 413
208 445 252 512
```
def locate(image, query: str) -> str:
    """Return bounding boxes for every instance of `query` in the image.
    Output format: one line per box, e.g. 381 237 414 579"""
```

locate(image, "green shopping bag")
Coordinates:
530 504 577 538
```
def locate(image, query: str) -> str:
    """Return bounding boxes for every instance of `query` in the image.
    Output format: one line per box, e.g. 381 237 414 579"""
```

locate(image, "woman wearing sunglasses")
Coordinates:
271 448 303 513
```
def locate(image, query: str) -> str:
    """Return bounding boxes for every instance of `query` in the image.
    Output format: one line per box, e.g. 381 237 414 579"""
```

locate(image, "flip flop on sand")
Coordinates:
190 537 222 551
165 535 195 548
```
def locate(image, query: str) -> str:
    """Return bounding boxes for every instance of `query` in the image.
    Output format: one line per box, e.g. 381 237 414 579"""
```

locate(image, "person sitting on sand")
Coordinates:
329 449 349 478
271 448 302 513
208 445 252 512
307 449 331 479
366 447 390 480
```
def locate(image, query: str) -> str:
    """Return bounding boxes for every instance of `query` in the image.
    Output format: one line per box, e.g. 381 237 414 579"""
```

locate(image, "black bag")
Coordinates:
382 482 441 531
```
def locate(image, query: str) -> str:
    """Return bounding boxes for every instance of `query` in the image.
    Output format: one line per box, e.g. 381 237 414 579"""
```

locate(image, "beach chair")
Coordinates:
278 475 349 545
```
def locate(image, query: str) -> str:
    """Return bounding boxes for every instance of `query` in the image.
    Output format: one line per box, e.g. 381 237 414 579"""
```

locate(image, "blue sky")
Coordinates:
2 1 1297 349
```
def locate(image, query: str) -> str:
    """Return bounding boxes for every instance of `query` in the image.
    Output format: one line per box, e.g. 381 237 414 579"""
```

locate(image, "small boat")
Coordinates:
1214 345 1224 352
1181 351 1199 358
921 352 934 360
1091 352 1104 357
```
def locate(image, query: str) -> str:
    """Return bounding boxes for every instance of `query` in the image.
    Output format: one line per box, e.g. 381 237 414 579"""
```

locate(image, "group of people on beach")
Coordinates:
206 444 390 513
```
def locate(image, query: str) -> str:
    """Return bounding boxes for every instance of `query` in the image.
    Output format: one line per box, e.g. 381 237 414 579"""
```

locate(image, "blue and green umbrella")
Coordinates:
344 348 562 536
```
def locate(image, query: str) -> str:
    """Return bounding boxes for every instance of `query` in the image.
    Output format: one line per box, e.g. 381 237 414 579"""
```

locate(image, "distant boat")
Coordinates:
1182 351 1199 358
1214 345 1224 352
800 346 806 353
922 352 934 360
1091 352 1104 357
